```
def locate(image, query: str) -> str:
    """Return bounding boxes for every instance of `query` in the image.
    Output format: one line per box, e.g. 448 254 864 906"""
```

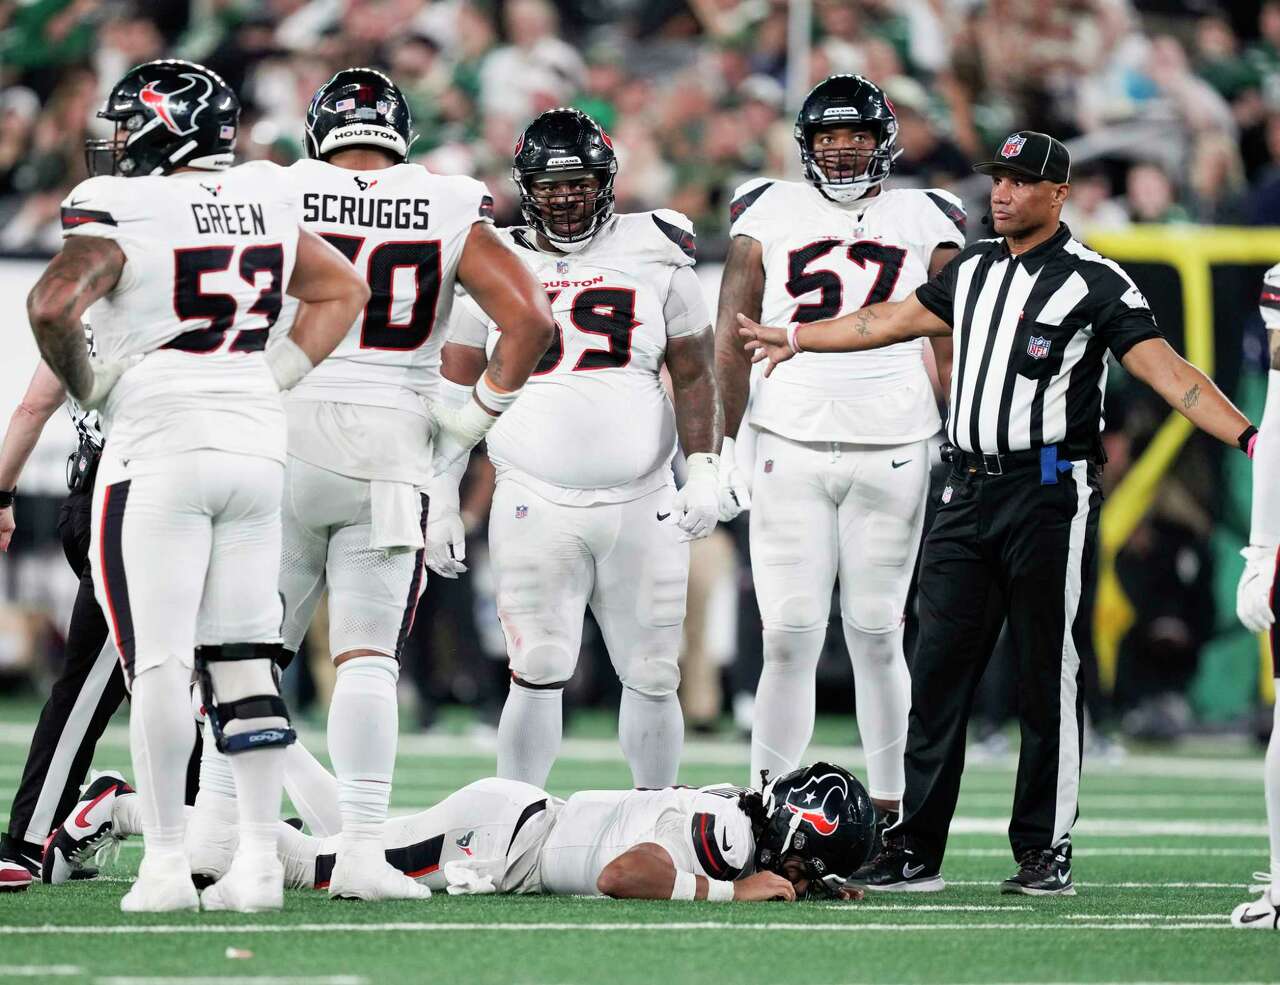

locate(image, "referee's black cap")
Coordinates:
973 131 1070 183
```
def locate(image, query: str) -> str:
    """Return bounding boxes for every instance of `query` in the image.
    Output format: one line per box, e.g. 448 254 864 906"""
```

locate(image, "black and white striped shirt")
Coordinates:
916 223 1161 458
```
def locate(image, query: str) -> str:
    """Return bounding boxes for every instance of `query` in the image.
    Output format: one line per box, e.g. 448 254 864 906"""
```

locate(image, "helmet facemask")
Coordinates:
798 121 899 204
517 166 615 251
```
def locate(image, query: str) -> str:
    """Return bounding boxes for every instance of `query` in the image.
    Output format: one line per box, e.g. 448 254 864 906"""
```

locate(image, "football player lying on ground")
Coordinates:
47 763 872 902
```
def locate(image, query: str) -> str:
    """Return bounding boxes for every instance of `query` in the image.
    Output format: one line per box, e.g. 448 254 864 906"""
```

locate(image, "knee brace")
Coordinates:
195 643 296 755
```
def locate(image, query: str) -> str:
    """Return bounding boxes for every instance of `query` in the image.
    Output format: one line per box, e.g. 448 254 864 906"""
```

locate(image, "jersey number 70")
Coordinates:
320 234 443 351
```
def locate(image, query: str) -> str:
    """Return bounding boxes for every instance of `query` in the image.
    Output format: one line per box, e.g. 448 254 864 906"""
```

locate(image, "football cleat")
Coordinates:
200 851 284 913
847 841 944 892
121 854 199 913
1000 847 1075 896
0 857 32 893
42 771 133 885
328 844 432 902
1230 875 1280 929
869 807 899 859
0 833 41 881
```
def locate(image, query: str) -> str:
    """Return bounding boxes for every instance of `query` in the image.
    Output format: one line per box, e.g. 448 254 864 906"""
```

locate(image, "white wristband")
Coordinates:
438 378 474 411
474 373 521 415
685 452 719 480
670 870 696 900
786 323 803 354
706 878 735 902
263 337 314 391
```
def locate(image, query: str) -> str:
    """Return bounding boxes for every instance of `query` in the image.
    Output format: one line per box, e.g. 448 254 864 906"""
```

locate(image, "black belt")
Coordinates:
942 445 1094 478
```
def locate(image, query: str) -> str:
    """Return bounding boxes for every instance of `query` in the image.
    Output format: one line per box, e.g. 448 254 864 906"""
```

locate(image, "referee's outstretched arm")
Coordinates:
1120 337 1253 449
0 360 67 552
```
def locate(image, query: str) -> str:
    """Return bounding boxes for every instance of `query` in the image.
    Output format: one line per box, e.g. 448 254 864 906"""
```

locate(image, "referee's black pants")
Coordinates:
896 457 1101 867
1 487 200 870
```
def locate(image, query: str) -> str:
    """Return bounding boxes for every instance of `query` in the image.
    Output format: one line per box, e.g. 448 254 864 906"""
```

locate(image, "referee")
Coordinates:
738 131 1257 895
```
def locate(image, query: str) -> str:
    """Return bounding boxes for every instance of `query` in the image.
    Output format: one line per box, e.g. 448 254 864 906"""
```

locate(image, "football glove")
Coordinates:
79 354 141 411
424 475 467 579
717 437 751 522
429 398 497 477
671 453 720 542
1236 544 1277 634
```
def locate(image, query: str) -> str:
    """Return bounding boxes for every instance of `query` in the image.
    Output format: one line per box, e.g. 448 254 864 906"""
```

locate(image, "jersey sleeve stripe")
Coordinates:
691 811 741 881
924 192 967 236
652 214 696 259
729 182 772 224
384 833 446 880
61 207 117 229
1261 291 1280 312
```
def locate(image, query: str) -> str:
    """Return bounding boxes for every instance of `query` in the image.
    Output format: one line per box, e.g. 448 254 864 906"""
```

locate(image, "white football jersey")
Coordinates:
539 784 757 895
729 178 965 444
61 163 300 462
1260 263 1280 331
286 158 495 411
449 211 709 506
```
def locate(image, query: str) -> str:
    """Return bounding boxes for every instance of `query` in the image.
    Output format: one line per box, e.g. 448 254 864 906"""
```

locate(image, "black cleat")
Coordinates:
869 807 899 858
0 833 42 880
42 771 133 885
847 841 944 892
1000 848 1075 896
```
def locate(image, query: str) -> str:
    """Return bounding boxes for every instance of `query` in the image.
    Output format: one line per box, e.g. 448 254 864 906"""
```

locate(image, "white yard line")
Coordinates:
823 904 1032 912
950 818 1268 838
949 847 1262 858
0 920 1237 935
95 978 367 985
0 968 81 978
946 880 1250 888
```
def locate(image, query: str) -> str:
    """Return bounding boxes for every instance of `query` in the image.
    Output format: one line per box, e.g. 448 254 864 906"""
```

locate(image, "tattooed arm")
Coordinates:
737 292 950 378
1120 337 1251 447
26 237 124 403
714 234 765 438
665 328 722 456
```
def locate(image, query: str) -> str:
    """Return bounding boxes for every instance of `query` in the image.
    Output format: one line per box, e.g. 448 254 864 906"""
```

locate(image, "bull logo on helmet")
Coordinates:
782 771 848 836
139 73 214 137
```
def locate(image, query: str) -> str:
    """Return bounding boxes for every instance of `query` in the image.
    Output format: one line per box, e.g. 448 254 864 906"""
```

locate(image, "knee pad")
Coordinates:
195 643 296 755
761 625 825 672
842 595 903 637
334 653 399 685
767 593 827 634
619 655 681 698
511 641 576 689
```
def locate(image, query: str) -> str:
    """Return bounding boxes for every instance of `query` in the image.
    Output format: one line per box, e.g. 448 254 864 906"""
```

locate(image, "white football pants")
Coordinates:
748 431 929 800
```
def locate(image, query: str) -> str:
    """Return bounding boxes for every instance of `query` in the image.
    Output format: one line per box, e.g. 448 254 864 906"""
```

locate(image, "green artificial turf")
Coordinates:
0 700 1274 985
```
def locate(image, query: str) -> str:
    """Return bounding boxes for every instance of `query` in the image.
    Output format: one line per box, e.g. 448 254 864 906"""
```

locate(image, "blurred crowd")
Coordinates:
1 0 1276 742
3 0 1280 250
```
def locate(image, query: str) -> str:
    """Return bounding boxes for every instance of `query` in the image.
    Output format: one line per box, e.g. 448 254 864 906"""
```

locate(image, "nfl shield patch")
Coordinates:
763 459 774 474
515 505 528 519
556 260 569 275
1000 133 1027 159
1027 335 1051 359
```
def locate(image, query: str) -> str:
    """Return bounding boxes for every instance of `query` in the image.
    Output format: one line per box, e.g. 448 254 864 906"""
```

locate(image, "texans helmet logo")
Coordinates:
139 73 214 137
782 772 848 836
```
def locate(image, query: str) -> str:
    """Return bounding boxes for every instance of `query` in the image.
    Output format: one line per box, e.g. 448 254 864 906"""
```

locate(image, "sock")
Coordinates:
284 740 342 837
328 656 399 847
750 627 824 785
197 720 237 799
618 687 684 788
496 681 563 787
276 819 321 889
129 656 197 861
844 620 910 802
1268 700 1280 902
113 792 144 837
207 657 289 858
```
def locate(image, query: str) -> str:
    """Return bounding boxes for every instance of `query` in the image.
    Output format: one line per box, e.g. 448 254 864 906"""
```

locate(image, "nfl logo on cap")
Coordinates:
1000 133 1027 159
1027 335 1051 359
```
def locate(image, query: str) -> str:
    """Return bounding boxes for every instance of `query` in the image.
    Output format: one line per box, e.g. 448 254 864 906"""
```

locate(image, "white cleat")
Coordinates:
1231 875 1280 929
200 852 284 913
186 798 239 889
327 845 432 902
120 855 198 913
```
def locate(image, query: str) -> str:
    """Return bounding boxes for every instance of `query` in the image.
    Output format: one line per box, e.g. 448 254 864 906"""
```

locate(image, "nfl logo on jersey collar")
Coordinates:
1027 335 1051 359
556 259 570 275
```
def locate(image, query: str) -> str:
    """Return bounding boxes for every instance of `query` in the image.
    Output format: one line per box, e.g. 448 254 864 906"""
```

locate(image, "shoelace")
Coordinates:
1247 871 1275 895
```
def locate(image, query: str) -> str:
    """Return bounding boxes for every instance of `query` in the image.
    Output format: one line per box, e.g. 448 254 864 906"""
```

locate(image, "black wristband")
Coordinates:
0 488 14 509
1238 425 1259 456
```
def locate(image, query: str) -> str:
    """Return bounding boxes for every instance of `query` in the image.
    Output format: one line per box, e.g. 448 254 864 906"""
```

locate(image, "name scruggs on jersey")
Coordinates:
302 193 430 230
